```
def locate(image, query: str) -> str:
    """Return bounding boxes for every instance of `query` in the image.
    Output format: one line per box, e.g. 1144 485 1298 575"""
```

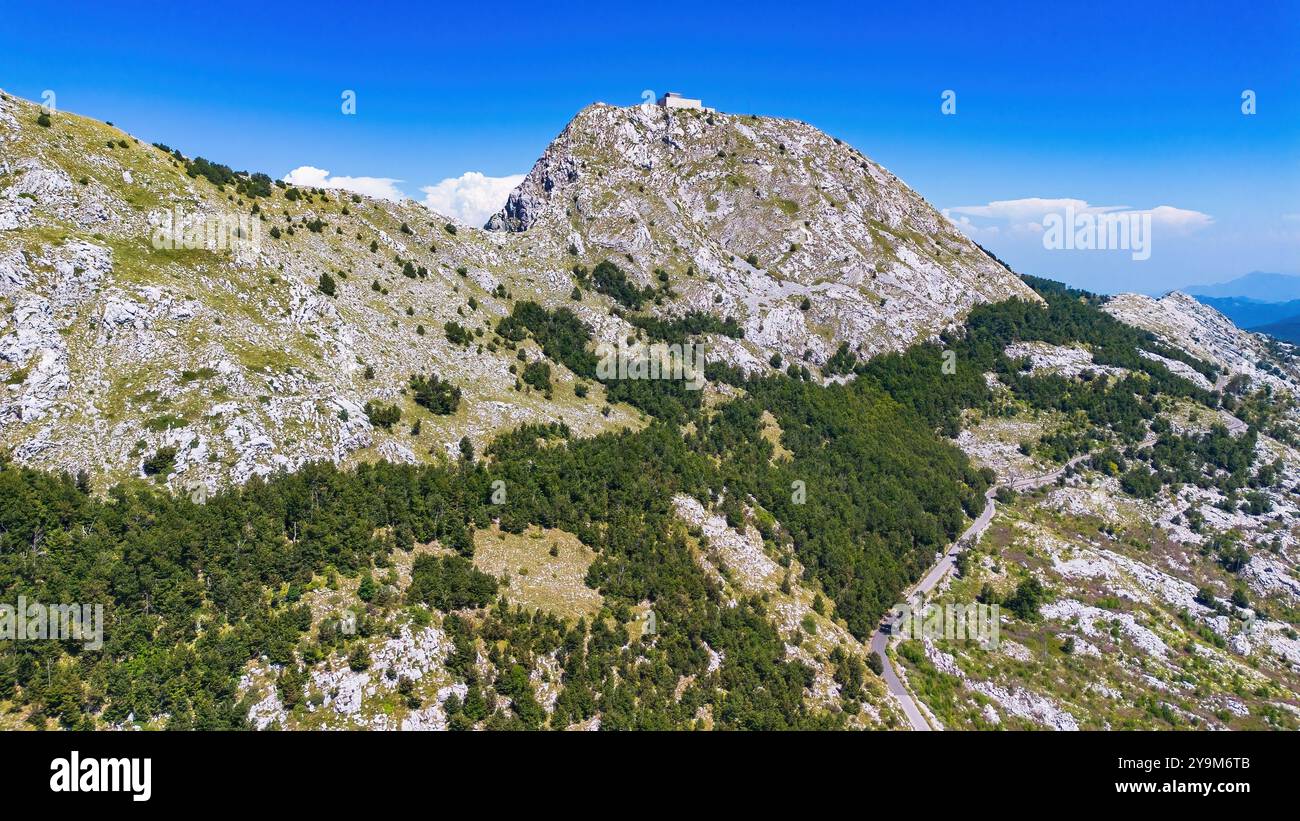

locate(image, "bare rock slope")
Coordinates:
1104 291 1300 390
491 103 1038 370
0 92 1034 489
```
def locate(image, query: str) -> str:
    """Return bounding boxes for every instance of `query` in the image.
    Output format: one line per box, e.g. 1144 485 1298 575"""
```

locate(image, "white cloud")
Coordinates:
944 198 1213 235
1144 205 1214 232
282 166 406 202
943 212 1002 236
947 198 1098 230
278 165 527 226
420 171 526 227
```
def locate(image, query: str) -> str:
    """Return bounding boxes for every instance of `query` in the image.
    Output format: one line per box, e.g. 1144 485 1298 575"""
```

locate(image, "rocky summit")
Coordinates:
489 103 1036 370
0 93 1032 490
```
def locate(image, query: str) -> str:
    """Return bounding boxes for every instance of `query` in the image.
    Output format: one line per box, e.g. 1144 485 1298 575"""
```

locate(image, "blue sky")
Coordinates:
2 0 1297 294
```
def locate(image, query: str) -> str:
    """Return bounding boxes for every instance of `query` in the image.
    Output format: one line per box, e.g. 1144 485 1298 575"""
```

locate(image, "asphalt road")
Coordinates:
870 437 1154 730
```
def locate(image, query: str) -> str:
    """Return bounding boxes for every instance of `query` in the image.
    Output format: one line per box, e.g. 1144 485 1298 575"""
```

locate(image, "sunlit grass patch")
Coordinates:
473 525 602 620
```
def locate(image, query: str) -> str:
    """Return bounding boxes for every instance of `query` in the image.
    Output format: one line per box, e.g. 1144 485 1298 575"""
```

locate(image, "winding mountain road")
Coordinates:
871 435 1156 730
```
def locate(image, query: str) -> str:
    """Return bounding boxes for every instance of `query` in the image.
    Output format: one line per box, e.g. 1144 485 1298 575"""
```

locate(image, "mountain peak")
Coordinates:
1 90 1034 488
489 99 1038 368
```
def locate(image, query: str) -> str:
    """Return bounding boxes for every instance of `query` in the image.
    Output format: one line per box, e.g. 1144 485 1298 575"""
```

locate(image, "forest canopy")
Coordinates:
0 274 1233 729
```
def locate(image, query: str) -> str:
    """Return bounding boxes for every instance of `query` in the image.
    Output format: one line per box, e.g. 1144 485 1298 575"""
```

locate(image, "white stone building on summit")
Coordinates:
657 92 715 113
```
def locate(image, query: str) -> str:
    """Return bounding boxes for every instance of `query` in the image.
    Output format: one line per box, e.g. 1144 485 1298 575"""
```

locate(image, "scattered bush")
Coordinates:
141 446 177 477
409 373 461 415
521 361 551 392
444 321 472 347
363 400 402 429
590 260 653 309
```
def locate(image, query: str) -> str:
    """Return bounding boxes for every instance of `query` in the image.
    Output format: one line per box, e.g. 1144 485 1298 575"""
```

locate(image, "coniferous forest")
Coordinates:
1 276 1262 730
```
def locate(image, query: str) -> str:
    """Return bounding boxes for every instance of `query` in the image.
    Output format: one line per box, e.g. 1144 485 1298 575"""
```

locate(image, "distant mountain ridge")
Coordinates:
1192 295 1300 330
1250 316 1300 345
1180 272 1300 343
1184 271 1300 302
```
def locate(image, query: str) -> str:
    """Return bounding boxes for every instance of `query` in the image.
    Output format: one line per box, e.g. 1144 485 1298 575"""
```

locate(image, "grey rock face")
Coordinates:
0 91 1036 489
489 103 1039 370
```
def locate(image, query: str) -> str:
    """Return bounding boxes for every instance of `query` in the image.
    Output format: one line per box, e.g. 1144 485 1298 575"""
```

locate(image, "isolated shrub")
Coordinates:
1005 576 1047 621
363 400 401 429
590 260 652 309
1195 585 1217 608
1230 585 1249 609
444 321 472 347
142 446 177 477
409 373 461 415
521 361 551 392
347 645 371 671
357 573 376 602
